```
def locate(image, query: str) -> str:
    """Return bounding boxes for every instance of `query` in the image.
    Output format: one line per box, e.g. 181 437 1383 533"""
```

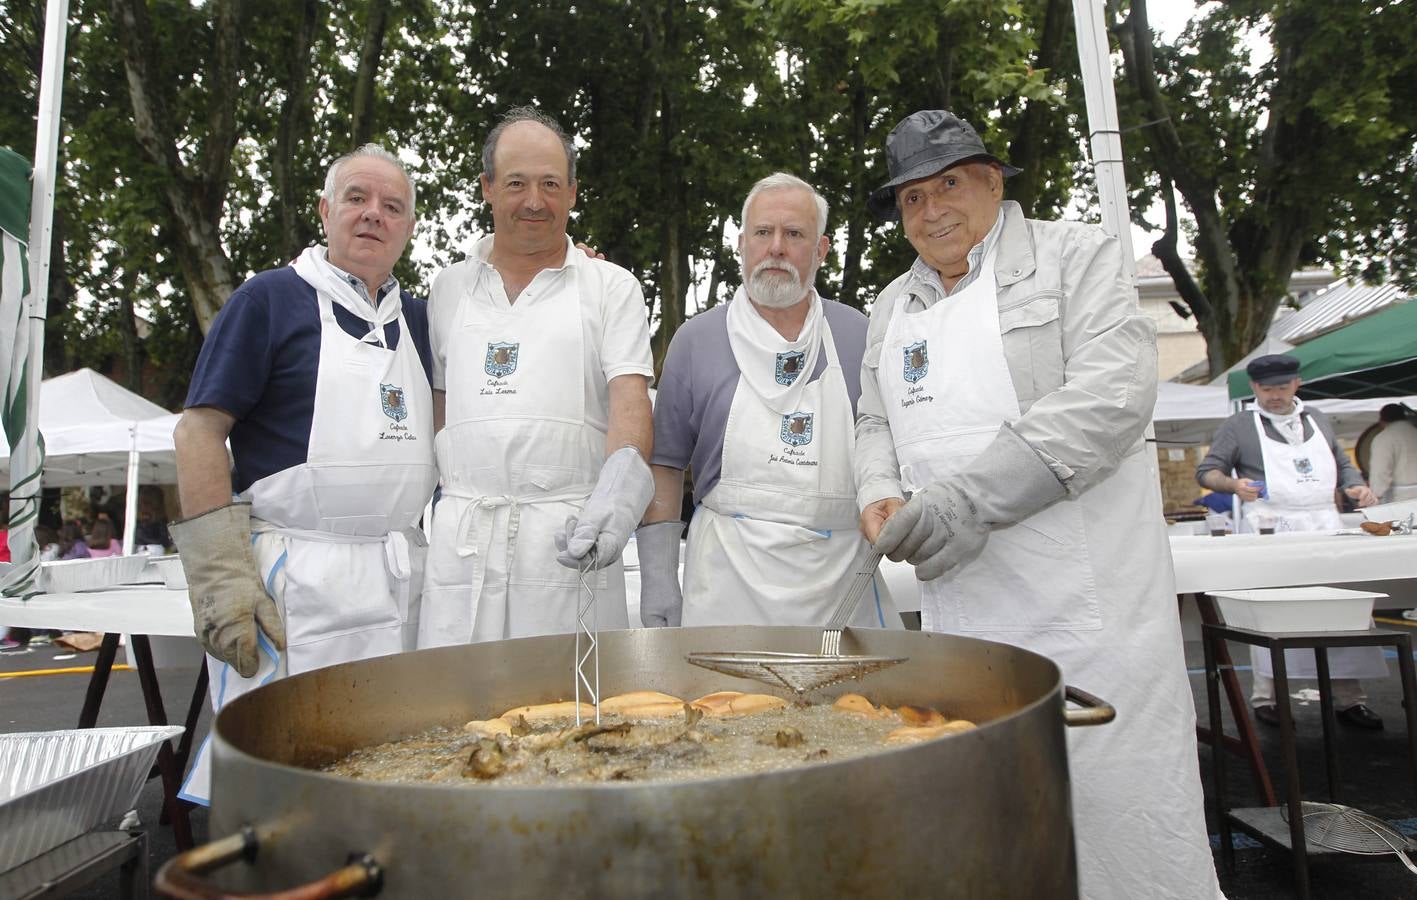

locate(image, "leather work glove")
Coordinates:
170 502 286 678
873 482 990 582
556 447 656 570
634 520 684 627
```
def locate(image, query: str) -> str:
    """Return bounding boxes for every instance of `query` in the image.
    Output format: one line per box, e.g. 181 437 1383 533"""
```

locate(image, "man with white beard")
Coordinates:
636 173 898 628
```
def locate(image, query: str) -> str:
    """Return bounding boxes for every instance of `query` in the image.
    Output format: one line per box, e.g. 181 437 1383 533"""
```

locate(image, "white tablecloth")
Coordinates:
1169 532 1417 595
0 586 193 637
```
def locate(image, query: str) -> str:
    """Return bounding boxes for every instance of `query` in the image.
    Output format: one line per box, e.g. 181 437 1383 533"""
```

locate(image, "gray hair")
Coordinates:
740 173 829 241
321 143 416 211
482 105 578 182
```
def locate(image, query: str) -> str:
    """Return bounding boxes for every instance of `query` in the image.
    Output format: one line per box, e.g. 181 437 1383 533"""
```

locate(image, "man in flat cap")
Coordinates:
1197 352 1384 730
855 109 1221 898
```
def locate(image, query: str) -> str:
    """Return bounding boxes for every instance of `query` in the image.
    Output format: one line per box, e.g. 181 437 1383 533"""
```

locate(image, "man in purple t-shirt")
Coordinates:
636 173 895 629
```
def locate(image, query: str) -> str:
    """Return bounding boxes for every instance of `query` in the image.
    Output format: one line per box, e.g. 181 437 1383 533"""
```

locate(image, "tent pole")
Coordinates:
122 429 139 556
1072 0 1136 281
7 0 69 594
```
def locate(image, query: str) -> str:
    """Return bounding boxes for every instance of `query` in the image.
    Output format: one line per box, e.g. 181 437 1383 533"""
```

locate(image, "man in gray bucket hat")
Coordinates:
854 110 1222 899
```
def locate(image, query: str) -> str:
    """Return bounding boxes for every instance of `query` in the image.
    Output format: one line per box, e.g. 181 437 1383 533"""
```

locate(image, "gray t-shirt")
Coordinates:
652 299 869 506
1195 406 1364 490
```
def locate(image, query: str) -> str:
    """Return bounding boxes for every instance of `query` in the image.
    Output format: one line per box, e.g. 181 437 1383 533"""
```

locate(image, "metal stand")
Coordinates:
0 830 148 899
75 633 204 850
1204 622 1417 899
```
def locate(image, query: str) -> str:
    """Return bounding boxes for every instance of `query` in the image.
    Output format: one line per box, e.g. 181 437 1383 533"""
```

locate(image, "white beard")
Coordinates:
745 257 813 309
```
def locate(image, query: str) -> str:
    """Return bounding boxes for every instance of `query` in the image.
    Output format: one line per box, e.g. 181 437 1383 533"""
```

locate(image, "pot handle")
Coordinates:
154 825 382 899
1063 685 1116 727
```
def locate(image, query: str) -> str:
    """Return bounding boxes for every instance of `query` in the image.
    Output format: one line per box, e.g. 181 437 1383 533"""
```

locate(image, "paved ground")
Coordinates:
4 616 1417 898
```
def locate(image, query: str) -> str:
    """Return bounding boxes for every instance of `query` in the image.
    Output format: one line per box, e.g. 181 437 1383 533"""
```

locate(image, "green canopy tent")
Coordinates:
1228 299 1417 401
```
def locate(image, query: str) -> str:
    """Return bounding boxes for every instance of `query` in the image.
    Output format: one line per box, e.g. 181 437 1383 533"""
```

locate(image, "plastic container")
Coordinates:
1211 587 1388 634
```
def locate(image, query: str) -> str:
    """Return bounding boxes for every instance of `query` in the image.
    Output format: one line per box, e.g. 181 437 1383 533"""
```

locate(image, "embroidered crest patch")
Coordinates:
775 350 805 386
485 342 519 377
1294 457 1314 476
380 383 408 422
903 341 929 384
780 411 814 447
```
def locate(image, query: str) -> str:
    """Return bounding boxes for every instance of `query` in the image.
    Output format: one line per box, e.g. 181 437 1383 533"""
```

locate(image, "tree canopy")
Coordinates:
2 0 1411 397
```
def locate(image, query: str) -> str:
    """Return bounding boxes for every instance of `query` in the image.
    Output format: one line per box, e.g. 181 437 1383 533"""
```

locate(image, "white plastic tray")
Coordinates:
1212 586 1388 634
0 725 184 873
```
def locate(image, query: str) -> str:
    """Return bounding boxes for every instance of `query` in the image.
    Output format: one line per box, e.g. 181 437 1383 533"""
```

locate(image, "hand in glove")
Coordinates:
556 447 655 570
171 502 286 678
873 482 989 581
634 520 683 626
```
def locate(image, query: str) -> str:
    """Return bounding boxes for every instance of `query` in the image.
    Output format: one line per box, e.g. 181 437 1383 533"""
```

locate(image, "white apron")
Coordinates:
682 295 896 627
879 252 1221 899
1245 412 1387 681
181 256 436 805
418 262 626 645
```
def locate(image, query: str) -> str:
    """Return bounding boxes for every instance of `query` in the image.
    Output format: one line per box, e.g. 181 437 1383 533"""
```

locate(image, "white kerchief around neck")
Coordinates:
1256 396 1307 445
725 285 824 416
291 246 402 347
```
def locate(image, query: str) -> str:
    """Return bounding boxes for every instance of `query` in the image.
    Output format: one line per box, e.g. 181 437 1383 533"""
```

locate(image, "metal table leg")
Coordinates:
1272 646 1310 900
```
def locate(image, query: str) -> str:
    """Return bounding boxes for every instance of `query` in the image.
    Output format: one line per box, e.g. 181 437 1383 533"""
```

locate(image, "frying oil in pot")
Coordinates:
322 697 974 787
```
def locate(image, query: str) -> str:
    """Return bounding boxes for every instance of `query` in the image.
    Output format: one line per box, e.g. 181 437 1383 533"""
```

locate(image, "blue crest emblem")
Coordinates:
1294 457 1314 476
775 350 805 386
780 411 814 447
903 341 929 384
485 341 519 377
380 383 408 422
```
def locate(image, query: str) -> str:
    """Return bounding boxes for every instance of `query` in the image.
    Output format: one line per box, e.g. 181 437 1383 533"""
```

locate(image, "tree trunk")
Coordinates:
838 71 868 310
350 0 392 149
115 267 143 392
273 0 324 260
1007 0 1068 216
109 0 241 334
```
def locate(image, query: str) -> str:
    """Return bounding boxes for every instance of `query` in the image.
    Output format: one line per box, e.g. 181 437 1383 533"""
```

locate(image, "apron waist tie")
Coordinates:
251 518 412 584
444 484 595 579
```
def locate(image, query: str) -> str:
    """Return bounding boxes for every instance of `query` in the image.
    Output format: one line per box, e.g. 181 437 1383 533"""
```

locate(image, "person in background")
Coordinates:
58 521 90 560
36 524 60 561
1369 403 1417 504
637 173 895 629
1196 352 1385 729
85 518 122 558
854 109 1221 898
132 485 173 551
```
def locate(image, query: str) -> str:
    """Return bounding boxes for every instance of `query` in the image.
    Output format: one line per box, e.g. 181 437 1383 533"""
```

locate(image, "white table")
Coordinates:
1170 531 1417 596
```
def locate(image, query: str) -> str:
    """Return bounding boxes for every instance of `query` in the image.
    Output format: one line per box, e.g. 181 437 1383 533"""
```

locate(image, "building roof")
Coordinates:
1270 278 1410 343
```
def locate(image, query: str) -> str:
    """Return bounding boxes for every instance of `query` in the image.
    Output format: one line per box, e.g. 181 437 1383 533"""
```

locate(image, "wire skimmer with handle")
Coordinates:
1282 802 1417 875
574 549 600 725
686 548 905 695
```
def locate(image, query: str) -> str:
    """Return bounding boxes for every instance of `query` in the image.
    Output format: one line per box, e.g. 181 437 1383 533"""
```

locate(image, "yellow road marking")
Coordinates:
0 664 132 679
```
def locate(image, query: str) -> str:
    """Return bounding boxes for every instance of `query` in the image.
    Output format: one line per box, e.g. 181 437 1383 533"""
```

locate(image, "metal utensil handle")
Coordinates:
154 825 382 899
825 549 886 632
1063 685 1116 727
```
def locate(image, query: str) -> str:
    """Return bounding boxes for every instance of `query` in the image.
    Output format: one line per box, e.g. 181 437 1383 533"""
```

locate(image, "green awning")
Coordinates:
1228 299 1417 400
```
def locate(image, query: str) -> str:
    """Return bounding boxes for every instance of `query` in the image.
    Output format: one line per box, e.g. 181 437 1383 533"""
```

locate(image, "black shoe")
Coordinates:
1252 704 1280 727
1337 704 1384 730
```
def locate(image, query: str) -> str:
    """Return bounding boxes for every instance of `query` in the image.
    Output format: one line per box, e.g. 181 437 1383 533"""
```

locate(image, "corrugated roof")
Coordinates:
1272 279 1410 343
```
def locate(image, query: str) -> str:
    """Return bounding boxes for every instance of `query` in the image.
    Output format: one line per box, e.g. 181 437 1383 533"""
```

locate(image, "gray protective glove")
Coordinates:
635 520 684 627
873 483 990 582
170 502 286 678
556 447 656 570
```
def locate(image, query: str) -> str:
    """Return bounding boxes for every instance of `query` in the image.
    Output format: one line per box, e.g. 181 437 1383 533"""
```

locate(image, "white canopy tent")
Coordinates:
0 368 186 554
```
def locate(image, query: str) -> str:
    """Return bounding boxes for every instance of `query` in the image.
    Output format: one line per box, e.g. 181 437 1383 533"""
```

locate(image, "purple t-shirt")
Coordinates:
651 299 869 506
185 266 433 493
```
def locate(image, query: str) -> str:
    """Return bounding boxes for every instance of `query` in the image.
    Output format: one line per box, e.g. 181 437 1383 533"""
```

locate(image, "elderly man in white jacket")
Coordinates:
855 110 1223 900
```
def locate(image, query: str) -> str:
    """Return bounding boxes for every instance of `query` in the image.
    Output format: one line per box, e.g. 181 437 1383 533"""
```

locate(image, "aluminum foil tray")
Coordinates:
39 555 153 593
0 725 183 873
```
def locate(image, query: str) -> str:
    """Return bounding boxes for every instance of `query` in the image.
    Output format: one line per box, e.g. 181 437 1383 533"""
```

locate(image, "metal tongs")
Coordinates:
686 549 906 695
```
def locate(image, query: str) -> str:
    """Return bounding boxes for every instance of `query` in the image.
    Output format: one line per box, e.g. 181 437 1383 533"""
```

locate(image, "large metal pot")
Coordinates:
166 626 1111 899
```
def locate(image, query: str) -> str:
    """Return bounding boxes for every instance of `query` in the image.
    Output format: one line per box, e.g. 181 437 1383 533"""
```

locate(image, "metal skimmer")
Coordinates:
686 549 906 695
1282 802 1417 874
574 551 600 725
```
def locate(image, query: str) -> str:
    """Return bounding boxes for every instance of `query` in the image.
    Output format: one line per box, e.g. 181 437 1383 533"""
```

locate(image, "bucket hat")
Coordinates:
868 110 1020 220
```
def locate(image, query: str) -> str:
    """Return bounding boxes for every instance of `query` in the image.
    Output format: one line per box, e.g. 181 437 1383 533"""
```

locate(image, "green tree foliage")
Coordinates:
1115 0 1417 376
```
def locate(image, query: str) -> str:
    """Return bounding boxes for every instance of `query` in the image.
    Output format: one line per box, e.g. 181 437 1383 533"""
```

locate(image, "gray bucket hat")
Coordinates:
867 110 1021 221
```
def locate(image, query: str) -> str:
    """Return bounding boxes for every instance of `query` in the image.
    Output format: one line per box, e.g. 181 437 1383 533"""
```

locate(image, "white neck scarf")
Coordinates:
725 285 824 415
1255 396 1307 446
292 246 402 347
